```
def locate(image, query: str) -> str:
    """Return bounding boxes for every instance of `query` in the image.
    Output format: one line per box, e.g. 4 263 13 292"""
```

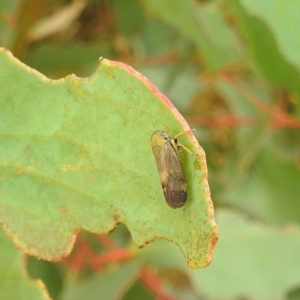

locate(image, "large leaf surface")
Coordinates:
0 48 218 268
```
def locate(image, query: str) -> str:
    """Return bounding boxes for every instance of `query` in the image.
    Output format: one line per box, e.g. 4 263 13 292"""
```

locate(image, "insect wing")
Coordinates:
155 139 188 208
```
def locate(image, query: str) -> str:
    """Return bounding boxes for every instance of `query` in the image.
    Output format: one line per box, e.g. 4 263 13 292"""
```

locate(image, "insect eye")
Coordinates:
160 132 169 139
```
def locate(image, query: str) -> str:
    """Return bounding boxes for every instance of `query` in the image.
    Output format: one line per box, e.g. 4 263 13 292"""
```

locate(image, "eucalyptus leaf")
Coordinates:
0 48 218 269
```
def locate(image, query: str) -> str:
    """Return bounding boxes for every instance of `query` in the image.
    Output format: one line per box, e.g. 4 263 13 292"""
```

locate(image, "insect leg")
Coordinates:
177 143 194 156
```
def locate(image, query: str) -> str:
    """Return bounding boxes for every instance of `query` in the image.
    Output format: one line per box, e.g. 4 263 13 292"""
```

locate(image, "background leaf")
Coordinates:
192 210 300 300
0 228 50 300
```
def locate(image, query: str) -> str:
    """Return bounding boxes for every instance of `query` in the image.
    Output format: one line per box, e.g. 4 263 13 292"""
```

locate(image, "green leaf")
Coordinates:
192 210 300 300
224 147 300 225
0 48 218 268
241 0 300 71
61 260 143 300
0 228 49 300
142 0 241 70
227 0 300 96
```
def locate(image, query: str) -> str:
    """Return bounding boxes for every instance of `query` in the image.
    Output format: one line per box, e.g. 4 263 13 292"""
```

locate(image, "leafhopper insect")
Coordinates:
151 130 193 209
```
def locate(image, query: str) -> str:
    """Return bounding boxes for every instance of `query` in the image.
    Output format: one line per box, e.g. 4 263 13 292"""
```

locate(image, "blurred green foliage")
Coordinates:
1 0 300 299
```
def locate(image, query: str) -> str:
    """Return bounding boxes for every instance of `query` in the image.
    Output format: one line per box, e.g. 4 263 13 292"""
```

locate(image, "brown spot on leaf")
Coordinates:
15 169 24 176
60 206 67 213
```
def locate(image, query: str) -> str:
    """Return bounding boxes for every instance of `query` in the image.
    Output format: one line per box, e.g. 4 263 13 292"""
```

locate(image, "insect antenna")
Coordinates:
173 128 196 140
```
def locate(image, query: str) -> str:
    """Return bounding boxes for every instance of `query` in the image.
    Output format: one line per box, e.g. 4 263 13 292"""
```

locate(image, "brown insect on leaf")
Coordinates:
151 130 193 208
